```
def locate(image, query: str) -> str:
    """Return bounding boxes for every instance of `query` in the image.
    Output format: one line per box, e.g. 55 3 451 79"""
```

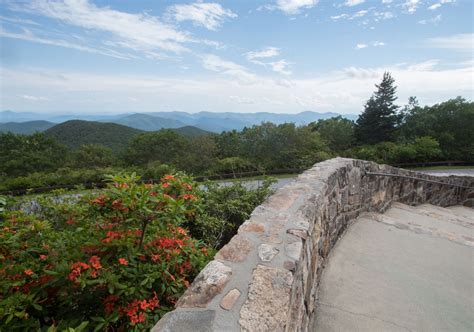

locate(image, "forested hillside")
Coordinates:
0 120 56 134
44 120 142 151
1 73 473 192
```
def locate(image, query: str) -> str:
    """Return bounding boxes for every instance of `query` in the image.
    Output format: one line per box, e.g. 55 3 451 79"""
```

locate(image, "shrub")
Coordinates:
0 173 211 331
187 177 275 248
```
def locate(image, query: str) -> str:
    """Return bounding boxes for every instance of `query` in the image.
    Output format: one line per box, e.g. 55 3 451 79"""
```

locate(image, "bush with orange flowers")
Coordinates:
0 173 211 331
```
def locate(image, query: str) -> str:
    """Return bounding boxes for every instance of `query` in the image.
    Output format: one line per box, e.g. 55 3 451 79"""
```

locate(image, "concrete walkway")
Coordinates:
312 204 474 332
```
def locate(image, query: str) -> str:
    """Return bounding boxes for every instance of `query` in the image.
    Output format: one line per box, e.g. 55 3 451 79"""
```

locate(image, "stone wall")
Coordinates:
152 158 474 332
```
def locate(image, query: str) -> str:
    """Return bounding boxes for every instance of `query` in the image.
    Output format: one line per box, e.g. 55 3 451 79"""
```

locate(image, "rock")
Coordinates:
176 261 232 308
239 265 293 331
287 228 308 240
264 191 299 211
215 235 253 262
151 309 215 332
285 241 303 261
258 244 279 262
220 288 241 311
283 260 296 272
239 220 265 233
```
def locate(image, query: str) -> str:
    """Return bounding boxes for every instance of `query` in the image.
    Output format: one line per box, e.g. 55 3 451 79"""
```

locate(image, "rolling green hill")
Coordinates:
0 121 56 134
113 113 186 131
44 120 143 151
171 126 212 138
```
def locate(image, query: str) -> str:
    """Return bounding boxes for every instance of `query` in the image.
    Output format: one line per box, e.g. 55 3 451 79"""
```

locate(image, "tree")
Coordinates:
68 144 116 168
355 72 399 144
310 116 355 152
124 130 189 166
0 132 68 177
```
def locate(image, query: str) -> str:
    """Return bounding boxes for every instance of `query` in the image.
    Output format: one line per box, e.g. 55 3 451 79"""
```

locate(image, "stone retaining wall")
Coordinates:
153 158 474 332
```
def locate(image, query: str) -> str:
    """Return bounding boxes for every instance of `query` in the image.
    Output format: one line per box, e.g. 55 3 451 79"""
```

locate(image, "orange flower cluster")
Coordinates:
69 256 102 281
182 194 197 201
118 258 128 266
122 293 159 326
68 262 90 281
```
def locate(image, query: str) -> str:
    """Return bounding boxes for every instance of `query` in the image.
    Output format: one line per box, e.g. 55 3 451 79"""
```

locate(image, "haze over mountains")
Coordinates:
0 111 357 134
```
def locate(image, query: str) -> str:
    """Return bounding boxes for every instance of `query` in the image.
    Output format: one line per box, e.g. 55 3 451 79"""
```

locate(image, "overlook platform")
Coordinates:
313 203 474 331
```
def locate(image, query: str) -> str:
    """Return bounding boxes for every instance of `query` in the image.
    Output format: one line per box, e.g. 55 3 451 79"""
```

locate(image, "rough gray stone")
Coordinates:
285 241 303 261
258 244 279 262
215 235 253 262
151 309 215 332
239 265 293 332
220 288 241 311
176 261 232 308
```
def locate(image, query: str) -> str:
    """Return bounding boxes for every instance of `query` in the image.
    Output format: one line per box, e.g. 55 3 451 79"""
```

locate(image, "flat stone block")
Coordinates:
264 191 299 211
220 288 241 311
151 309 215 332
239 265 293 331
215 235 253 262
176 261 232 308
258 243 279 262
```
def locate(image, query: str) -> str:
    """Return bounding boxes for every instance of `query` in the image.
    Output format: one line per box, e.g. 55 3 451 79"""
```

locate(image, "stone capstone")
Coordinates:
220 288 241 311
239 265 294 331
258 244 279 262
151 309 215 332
215 235 253 262
176 261 232 308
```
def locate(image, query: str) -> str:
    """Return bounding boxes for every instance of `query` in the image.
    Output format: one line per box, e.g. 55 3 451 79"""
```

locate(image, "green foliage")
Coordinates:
124 130 189 166
0 132 68 177
141 162 176 181
0 167 123 192
187 177 276 249
310 116 355 152
351 136 441 164
398 97 474 161
0 173 210 331
45 120 142 152
68 144 117 169
355 72 400 144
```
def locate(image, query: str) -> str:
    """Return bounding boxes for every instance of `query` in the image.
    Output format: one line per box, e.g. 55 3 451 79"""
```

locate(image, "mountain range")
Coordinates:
1 110 358 134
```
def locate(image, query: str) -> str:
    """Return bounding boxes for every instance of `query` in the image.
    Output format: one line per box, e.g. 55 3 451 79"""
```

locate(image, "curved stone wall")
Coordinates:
153 158 474 332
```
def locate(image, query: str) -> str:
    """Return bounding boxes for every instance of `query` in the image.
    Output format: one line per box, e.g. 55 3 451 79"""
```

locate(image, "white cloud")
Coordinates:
343 0 365 7
273 0 319 15
201 54 256 82
373 11 394 20
382 0 393 3
15 0 194 54
2 61 472 114
21 94 50 101
331 14 349 20
425 33 473 51
353 10 369 18
355 41 386 50
245 47 281 62
0 27 133 59
418 14 442 24
269 60 292 75
166 2 237 31
402 0 420 14
244 47 292 75
428 3 442 10
0 15 40 26
428 0 455 10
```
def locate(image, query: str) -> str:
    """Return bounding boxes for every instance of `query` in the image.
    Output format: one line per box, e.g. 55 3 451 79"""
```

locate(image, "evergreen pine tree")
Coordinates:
355 72 399 144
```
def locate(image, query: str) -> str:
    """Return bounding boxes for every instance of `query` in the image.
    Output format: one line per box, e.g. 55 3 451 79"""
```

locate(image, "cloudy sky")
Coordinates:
0 0 472 114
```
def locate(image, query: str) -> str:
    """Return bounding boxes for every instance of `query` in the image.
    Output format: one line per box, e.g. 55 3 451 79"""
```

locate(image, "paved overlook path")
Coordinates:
313 203 474 332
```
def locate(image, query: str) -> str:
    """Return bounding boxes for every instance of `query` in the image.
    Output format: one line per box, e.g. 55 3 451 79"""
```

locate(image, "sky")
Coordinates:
0 0 472 115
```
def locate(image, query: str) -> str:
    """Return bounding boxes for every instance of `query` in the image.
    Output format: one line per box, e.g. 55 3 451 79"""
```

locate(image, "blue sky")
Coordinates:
0 0 472 115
